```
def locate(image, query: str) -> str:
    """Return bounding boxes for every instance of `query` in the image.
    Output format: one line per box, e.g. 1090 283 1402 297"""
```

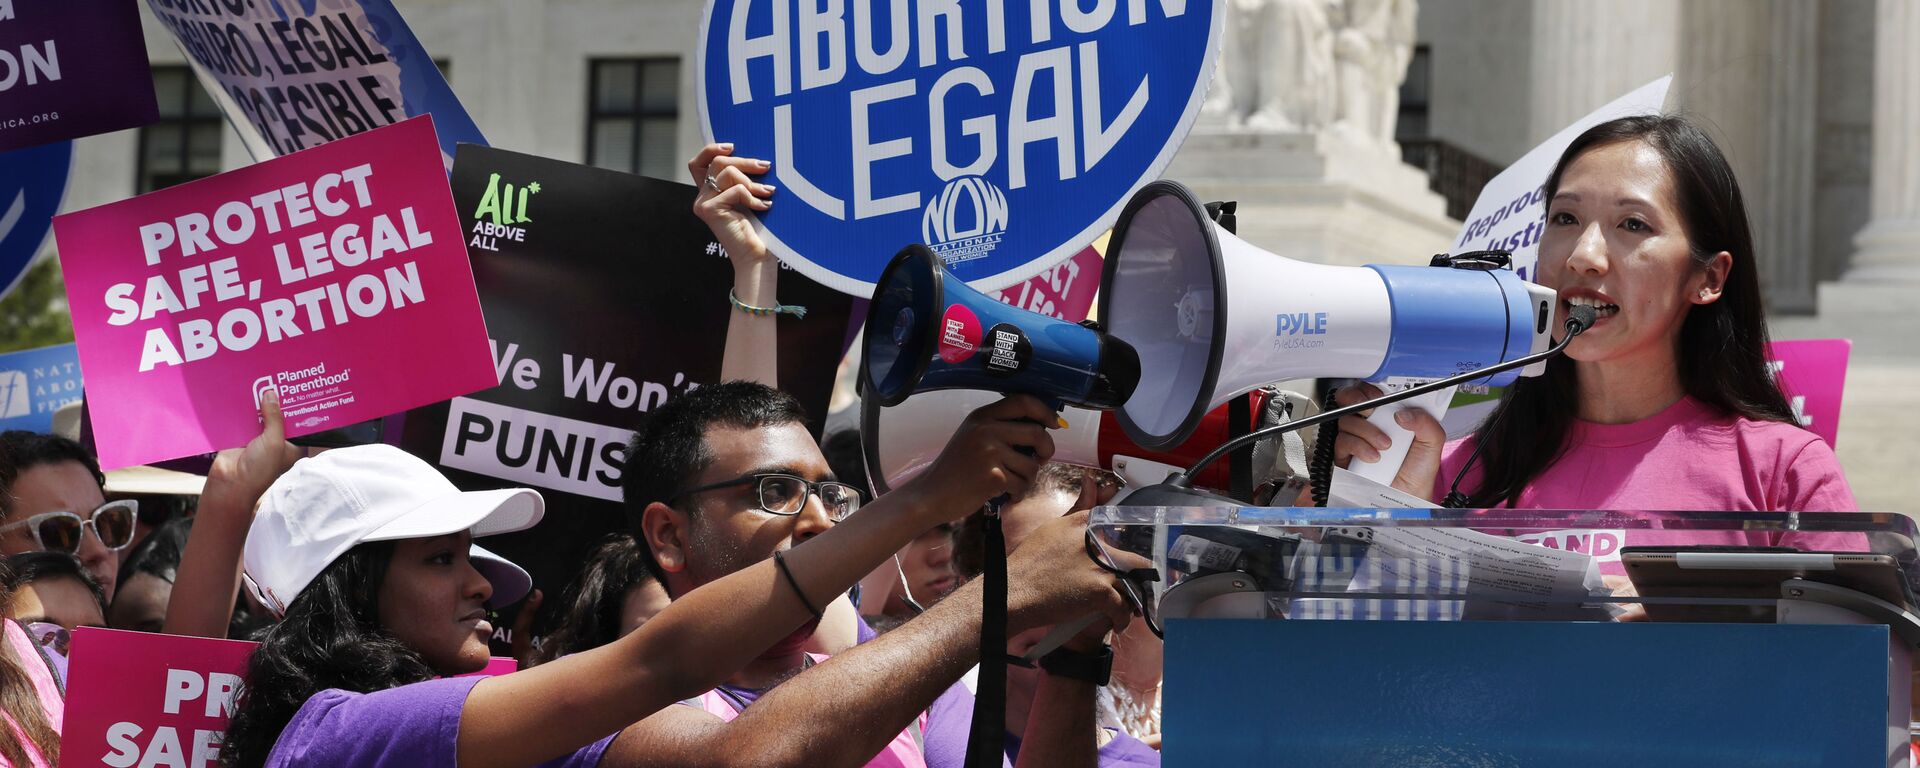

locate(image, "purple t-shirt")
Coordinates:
1003 728 1161 767
267 677 615 767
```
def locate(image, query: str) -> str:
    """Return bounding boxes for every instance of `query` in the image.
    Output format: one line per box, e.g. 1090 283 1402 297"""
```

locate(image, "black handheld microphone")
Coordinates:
1566 304 1598 335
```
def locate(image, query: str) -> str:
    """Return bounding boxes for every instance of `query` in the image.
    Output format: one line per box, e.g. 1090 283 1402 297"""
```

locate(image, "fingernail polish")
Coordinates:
1056 416 1071 429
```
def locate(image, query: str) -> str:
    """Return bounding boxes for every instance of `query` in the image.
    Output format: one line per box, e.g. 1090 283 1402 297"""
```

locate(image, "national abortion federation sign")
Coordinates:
53 116 496 468
699 0 1220 294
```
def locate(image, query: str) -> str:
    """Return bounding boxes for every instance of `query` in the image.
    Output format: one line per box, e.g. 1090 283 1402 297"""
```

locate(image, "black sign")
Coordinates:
398 145 854 652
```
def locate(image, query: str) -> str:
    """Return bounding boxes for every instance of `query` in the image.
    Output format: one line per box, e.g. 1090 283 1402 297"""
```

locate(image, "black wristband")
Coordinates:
1038 644 1113 686
772 550 823 619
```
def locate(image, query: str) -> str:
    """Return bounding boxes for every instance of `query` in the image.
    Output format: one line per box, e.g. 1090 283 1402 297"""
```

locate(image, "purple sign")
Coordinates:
0 0 159 152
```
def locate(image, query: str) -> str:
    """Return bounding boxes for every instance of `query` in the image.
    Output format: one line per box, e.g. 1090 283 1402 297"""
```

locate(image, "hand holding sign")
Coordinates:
204 389 304 520
690 142 778 272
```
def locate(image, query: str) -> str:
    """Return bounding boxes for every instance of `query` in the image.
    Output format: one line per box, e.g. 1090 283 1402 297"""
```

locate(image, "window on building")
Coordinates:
1395 45 1431 145
137 67 224 193
586 58 681 179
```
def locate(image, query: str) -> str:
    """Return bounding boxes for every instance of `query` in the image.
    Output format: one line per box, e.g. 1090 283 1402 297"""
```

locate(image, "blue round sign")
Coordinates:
0 141 74 303
699 0 1220 295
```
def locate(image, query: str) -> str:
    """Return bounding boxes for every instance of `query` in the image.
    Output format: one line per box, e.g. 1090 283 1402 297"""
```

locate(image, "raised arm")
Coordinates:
595 507 1131 768
457 395 1074 768
163 390 302 638
690 143 782 387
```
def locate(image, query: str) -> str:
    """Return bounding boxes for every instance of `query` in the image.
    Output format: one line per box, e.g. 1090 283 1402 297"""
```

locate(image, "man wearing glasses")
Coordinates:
616 381 1133 768
0 431 134 601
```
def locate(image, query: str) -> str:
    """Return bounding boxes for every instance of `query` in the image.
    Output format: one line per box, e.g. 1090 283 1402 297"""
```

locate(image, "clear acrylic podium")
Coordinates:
1091 507 1920 767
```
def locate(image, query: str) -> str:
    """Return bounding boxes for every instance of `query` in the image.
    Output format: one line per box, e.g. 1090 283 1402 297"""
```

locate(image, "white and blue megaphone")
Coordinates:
1100 180 1557 483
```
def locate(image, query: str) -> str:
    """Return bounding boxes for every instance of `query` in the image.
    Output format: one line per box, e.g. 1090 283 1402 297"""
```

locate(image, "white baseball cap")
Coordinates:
242 444 544 617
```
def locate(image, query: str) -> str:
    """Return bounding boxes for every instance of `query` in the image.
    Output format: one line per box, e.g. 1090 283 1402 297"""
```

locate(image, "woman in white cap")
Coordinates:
212 392 1062 768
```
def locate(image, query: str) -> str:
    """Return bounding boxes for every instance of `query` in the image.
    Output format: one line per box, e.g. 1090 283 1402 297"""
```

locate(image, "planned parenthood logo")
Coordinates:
699 0 1220 294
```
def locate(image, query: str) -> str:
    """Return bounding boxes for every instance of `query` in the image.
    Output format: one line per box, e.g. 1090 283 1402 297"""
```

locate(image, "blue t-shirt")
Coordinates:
267 677 615 767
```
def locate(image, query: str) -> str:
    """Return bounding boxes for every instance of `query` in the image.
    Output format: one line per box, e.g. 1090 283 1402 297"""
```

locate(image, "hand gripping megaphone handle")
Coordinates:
1350 381 1454 486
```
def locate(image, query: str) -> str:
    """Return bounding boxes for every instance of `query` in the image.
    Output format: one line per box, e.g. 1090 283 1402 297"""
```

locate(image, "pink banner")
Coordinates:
987 245 1102 323
61 628 254 767
54 116 496 468
1767 339 1850 447
60 627 518 765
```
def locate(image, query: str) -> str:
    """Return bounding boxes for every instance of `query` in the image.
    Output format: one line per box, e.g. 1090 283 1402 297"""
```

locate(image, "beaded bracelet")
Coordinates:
730 289 808 319
772 549 823 619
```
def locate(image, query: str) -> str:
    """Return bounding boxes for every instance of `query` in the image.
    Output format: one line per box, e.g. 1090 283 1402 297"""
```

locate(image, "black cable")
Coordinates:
1308 386 1340 507
1439 397 1507 508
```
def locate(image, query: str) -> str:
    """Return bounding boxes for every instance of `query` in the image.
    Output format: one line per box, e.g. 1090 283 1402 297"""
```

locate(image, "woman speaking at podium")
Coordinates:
1335 115 1857 515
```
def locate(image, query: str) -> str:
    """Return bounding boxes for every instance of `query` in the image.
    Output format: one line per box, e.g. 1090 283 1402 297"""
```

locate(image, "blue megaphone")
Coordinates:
863 245 1139 409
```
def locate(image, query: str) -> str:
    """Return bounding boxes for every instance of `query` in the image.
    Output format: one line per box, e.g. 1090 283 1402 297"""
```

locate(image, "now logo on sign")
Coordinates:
1276 312 1328 336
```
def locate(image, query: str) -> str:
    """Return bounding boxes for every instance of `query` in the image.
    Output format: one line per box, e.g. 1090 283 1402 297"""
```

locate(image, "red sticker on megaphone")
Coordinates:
938 304 982 363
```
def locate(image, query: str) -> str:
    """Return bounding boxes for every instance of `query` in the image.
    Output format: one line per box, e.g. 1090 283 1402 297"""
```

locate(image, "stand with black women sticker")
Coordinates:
984 324 1031 377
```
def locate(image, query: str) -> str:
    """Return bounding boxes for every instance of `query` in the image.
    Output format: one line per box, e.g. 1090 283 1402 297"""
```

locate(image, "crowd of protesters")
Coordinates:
1 112 1854 766
0 143 1158 768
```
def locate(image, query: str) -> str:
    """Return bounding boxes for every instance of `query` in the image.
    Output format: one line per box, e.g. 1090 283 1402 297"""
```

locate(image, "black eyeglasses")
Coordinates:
0 500 138 555
673 473 864 522
1086 527 1163 639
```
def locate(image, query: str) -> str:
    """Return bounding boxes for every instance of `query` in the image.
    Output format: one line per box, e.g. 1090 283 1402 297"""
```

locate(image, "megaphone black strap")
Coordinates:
964 506 1009 768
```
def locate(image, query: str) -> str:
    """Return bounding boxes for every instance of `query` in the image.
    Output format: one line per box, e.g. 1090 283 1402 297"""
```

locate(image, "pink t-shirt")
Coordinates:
1434 396 1861 568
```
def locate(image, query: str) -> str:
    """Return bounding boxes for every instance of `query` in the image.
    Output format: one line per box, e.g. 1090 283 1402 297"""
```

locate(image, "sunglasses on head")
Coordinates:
0 499 139 555
25 622 70 657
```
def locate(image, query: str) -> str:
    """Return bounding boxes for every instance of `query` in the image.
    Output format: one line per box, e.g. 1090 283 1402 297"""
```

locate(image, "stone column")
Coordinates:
1846 0 1920 283
1528 0 1679 141
1756 0 1820 313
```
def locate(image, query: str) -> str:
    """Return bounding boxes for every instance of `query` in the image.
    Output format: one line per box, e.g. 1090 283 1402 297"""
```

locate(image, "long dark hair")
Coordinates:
0 559 61 766
529 533 656 665
221 541 435 768
1463 115 1799 507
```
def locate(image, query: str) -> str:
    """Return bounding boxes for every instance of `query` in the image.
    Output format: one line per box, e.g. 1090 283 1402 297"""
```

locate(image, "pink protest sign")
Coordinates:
60 627 254 767
53 116 496 468
987 245 1102 323
1767 339 1850 447
60 627 519 765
